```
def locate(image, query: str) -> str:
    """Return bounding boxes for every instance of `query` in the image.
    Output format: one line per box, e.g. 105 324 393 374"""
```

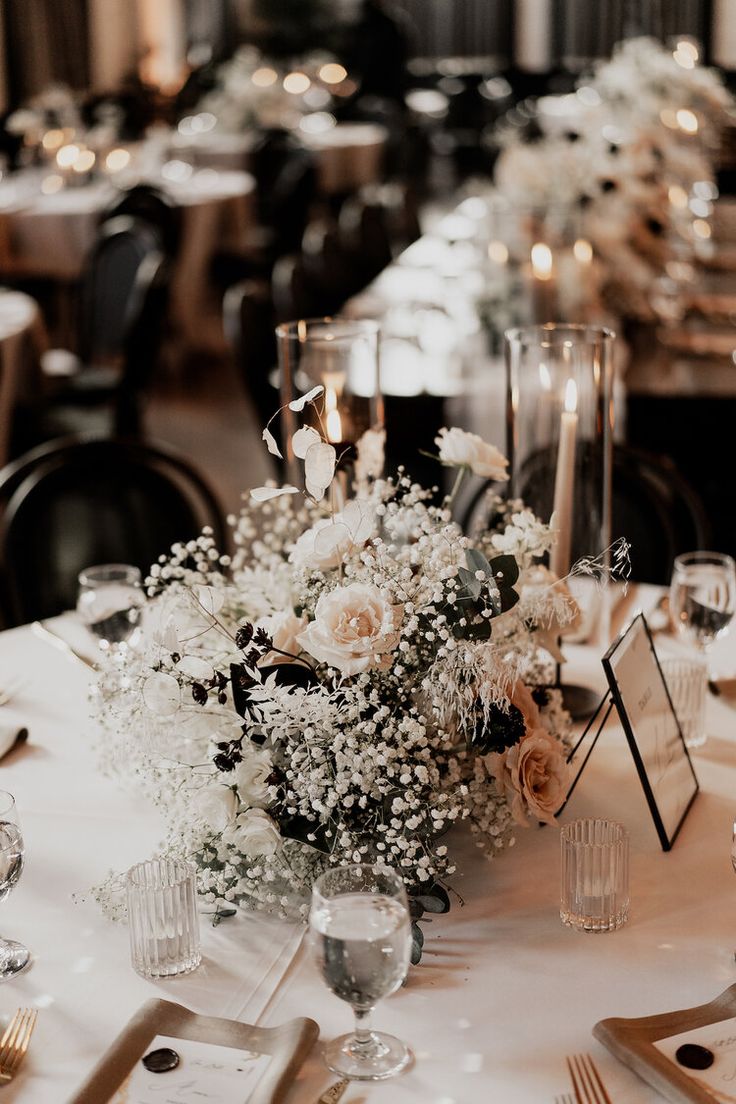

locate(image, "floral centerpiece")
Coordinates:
194 45 343 132
490 36 733 321
94 391 626 955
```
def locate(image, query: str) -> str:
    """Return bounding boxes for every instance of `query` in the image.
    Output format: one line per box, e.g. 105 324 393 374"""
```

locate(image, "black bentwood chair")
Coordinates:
36 216 169 442
0 436 226 626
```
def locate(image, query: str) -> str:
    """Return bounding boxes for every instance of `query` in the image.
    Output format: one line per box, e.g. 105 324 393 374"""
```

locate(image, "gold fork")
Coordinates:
567 1053 613 1104
556 1095 575 1104
0 1008 38 1083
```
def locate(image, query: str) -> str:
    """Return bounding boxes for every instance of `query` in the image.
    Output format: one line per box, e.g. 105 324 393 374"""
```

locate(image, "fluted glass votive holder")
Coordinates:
560 818 629 933
660 656 707 749
126 858 201 978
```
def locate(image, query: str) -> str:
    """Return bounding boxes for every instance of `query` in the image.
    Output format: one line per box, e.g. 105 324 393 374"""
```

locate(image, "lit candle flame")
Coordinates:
573 238 593 265
531 242 553 280
488 240 509 265
324 386 343 443
326 408 343 443
676 108 699 135
56 144 80 169
564 378 577 414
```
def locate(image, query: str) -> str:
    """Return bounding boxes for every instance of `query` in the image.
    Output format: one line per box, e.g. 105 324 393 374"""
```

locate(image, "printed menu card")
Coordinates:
110 1034 271 1103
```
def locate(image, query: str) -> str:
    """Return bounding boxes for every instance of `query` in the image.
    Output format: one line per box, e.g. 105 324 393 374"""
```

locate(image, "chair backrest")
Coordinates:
101 184 181 257
114 250 170 435
301 220 357 311
0 436 227 625
611 444 711 585
249 129 317 252
222 279 279 438
79 216 163 366
458 443 710 586
271 253 324 323
338 196 393 285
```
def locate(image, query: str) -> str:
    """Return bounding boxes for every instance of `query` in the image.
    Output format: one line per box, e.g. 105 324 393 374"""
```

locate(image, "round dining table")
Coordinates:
167 121 388 196
0 584 734 1102
0 169 255 352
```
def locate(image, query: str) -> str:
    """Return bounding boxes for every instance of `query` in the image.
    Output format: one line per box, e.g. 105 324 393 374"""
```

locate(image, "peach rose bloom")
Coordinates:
508 679 541 731
487 727 570 827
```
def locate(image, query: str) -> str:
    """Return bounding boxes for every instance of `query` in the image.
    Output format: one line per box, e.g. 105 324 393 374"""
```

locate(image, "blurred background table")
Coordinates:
0 289 45 468
0 169 255 351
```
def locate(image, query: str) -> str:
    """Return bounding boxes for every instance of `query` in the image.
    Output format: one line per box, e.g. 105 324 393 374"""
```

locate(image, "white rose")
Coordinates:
289 500 376 572
256 610 308 666
234 748 273 807
192 784 237 832
435 427 509 481
227 808 282 857
297 582 402 676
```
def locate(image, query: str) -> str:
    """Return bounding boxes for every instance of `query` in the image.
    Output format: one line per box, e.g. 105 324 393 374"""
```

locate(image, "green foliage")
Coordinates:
280 814 334 854
446 547 520 643
408 883 450 964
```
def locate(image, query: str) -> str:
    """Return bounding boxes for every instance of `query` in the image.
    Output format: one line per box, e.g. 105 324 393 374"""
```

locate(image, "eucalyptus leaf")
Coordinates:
416 886 450 913
410 921 424 965
466 547 493 577
457 565 482 598
489 554 520 588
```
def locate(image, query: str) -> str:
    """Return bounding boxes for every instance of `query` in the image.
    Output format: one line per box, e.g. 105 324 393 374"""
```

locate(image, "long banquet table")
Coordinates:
2 589 736 1102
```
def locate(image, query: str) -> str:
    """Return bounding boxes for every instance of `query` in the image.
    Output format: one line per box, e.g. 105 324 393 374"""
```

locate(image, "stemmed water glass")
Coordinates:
77 564 144 654
669 551 736 659
309 863 412 1081
0 791 28 978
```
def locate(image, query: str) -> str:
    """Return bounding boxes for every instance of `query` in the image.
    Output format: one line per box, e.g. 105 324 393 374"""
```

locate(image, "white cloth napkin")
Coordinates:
0 723 27 759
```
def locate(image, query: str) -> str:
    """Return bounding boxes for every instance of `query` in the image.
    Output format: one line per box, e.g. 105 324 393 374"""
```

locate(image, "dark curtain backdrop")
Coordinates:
3 0 89 103
390 0 709 63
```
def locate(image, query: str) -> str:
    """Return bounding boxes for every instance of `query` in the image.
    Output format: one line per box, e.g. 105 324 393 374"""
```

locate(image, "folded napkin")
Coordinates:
0 724 27 761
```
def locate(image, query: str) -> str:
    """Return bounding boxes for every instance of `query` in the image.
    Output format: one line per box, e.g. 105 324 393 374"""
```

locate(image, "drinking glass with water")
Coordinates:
77 564 144 652
309 862 412 1081
0 791 29 979
670 551 736 653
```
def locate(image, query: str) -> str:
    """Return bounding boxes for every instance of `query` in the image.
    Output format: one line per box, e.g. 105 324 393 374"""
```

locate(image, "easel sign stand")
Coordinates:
557 613 699 851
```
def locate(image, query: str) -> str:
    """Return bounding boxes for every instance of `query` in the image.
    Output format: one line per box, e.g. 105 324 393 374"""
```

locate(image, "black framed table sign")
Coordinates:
602 613 699 851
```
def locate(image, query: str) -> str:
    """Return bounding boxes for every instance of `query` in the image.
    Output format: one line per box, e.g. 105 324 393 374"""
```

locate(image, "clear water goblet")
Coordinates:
77 563 144 653
670 551 736 662
0 792 29 978
309 863 412 1081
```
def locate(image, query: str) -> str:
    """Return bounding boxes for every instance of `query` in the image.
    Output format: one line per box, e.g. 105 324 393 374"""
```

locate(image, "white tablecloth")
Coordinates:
168 122 388 195
2 590 736 1103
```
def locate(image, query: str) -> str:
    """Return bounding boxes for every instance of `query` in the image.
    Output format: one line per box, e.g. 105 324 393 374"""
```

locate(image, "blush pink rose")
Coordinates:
487 727 570 827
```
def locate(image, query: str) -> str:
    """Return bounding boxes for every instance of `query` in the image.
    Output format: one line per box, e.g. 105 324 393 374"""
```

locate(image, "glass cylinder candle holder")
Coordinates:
560 818 630 933
505 324 615 643
276 318 383 492
127 858 201 979
493 203 592 324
